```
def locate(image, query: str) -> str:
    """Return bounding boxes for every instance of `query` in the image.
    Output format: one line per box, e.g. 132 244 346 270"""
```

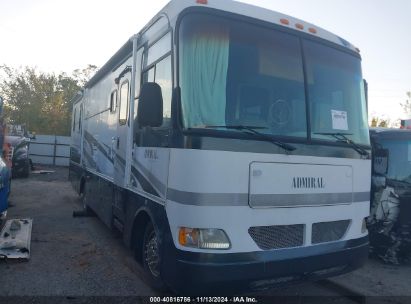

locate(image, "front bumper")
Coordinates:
162 236 369 295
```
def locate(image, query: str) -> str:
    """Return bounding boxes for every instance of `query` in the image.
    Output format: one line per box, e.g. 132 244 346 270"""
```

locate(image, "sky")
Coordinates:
0 0 410 122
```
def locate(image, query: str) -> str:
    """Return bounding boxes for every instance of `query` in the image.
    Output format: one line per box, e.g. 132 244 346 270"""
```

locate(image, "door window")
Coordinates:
119 81 130 125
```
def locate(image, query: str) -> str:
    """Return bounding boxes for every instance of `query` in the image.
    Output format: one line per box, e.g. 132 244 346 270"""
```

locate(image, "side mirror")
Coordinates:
138 82 163 128
373 148 389 175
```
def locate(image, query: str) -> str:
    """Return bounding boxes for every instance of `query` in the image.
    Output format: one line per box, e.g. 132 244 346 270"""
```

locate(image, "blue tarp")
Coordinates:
0 158 10 215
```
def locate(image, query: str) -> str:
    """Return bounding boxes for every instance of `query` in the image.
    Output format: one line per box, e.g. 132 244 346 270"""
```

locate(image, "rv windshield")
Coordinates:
179 13 369 145
376 138 411 183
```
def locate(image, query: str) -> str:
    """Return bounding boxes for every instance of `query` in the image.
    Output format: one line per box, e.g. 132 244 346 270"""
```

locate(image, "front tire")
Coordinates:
142 222 165 290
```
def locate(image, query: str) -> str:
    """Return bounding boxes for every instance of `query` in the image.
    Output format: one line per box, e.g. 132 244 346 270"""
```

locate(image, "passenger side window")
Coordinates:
119 81 129 125
135 48 144 98
72 108 77 132
78 106 82 133
142 55 172 128
139 31 172 129
110 90 117 113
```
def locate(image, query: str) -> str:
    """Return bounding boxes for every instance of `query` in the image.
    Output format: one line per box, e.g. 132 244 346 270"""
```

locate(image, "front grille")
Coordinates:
249 224 304 250
312 220 350 244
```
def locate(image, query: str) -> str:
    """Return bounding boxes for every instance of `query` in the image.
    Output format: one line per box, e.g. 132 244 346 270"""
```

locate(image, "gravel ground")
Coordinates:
0 166 154 297
0 166 410 304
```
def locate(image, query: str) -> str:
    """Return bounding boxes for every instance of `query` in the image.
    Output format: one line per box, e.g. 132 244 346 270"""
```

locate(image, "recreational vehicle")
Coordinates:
69 0 371 294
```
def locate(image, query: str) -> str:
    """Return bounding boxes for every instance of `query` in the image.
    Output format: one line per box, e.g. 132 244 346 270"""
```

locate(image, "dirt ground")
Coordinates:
0 166 410 303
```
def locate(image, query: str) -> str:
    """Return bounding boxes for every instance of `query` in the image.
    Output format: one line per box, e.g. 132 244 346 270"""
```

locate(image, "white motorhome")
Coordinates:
69 0 371 294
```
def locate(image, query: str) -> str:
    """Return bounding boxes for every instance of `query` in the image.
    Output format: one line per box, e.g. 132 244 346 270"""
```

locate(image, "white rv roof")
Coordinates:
161 0 359 53
85 0 359 91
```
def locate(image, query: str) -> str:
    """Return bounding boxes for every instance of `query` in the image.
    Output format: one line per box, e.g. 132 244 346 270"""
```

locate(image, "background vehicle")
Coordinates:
0 97 11 225
5 135 31 178
369 128 411 264
0 157 11 225
70 0 371 294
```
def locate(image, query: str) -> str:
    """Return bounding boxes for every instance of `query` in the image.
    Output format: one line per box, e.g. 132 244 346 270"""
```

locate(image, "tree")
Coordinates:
72 65 98 87
401 91 411 116
0 65 97 136
370 116 390 128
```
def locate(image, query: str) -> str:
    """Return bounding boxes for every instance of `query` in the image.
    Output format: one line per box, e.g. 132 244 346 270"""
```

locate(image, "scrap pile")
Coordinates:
0 218 33 260
368 185 411 264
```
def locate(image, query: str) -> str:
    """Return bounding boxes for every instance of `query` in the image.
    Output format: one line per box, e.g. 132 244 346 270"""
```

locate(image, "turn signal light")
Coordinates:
179 227 231 250
196 0 208 4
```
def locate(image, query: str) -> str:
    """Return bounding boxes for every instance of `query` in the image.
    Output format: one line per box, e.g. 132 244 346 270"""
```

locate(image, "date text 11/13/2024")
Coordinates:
149 297 258 303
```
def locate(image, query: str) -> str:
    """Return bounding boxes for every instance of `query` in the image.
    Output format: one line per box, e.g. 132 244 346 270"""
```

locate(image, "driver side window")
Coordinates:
119 81 129 125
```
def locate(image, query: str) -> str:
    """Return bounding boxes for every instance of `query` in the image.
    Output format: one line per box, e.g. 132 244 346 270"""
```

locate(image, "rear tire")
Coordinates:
142 222 166 291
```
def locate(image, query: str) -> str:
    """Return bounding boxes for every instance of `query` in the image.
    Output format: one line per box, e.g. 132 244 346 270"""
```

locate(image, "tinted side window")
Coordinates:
78 106 82 132
147 32 171 66
142 55 172 128
110 90 117 113
119 81 129 125
155 56 172 127
72 108 77 132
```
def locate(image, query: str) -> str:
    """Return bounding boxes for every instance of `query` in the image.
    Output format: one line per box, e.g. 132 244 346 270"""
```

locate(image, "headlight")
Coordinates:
178 227 231 250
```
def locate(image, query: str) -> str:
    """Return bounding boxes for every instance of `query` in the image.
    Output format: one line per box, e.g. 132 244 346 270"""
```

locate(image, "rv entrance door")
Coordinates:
114 71 131 187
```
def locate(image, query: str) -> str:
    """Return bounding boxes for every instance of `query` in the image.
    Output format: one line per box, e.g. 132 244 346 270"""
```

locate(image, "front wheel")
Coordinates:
142 222 165 290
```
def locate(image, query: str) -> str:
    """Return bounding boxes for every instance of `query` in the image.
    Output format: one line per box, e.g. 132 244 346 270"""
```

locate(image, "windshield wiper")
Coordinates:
204 125 297 152
314 132 369 156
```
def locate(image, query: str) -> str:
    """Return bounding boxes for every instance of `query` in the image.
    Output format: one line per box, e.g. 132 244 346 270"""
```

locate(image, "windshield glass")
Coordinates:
376 138 411 183
305 41 369 144
179 13 369 145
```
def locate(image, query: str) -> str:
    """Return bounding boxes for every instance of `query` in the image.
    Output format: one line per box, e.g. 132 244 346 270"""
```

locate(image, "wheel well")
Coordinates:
131 211 151 263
